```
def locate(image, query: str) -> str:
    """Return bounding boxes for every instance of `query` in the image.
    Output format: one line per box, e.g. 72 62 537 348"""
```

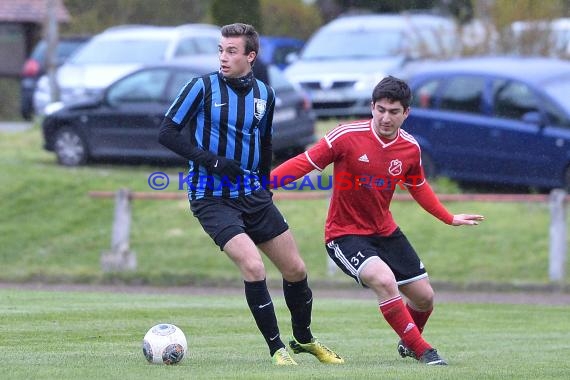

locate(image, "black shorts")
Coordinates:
325 228 428 287
189 189 289 250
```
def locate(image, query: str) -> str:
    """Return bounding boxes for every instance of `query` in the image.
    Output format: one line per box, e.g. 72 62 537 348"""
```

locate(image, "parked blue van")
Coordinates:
405 57 570 191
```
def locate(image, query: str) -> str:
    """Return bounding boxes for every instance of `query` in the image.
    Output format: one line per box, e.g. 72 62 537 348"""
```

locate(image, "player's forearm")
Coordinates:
158 117 215 165
270 152 314 188
408 182 454 224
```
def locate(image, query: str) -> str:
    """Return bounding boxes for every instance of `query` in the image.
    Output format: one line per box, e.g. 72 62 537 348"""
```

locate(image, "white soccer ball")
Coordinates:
142 323 188 365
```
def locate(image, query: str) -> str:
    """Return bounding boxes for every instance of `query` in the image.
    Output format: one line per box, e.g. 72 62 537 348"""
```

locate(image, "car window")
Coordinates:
543 79 570 127
302 29 404 59
301 17 456 61
107 69 170 104
30 41 47 60
543 100 570 127
30 39 86 63
70 38 170 64
194 37 219 54
407 29 457 58
492 80 540 120
411 79 441 109
58 40 88 60
173 37 218 57
173 39 198 57
167 71 201 101
439 76 485 113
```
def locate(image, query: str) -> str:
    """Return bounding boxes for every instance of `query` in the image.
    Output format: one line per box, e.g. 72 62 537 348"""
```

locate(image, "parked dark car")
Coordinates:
405 57 570 191
41 59 315 166
20 36 90 120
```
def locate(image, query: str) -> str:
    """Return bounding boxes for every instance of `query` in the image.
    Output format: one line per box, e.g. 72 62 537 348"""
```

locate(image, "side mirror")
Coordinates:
521 111 543 126
103 91 118 107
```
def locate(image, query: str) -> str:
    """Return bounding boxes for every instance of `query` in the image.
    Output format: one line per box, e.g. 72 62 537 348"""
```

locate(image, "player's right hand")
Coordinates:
452 214 485 226
210 156 243 182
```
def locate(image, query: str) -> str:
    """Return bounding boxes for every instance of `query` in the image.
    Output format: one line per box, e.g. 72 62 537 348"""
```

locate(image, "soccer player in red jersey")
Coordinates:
270 76 484 365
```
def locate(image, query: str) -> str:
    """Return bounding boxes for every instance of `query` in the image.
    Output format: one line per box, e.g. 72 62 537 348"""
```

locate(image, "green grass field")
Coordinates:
1 122 569 379
1 287 569 379
1 122 569 287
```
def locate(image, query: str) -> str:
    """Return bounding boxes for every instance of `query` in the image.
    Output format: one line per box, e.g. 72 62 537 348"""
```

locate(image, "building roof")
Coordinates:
0 0 70 23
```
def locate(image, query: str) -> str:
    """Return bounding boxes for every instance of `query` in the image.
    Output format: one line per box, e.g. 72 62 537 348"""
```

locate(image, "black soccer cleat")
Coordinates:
419 348 448 365
397 339 417 360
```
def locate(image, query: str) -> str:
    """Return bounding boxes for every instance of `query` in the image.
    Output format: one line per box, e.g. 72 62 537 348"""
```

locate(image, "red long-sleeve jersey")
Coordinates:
271 120 453 242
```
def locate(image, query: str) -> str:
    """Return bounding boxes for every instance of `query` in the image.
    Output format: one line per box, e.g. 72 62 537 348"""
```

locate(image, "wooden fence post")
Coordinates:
100 188 137 272
549 189 567 284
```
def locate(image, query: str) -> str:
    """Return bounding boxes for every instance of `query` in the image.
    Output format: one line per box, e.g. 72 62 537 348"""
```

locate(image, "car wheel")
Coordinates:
53 127 88 166
421 152 436 179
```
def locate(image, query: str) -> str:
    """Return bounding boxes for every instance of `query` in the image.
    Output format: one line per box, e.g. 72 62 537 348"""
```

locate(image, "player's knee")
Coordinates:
241 260 266 280
281 260 307 282
416 296 434 310
364 274 397 294
412 289 435 310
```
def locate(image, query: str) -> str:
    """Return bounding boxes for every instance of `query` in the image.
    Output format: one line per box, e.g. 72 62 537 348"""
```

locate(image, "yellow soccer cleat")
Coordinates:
272 347 298 366
289 337 344 364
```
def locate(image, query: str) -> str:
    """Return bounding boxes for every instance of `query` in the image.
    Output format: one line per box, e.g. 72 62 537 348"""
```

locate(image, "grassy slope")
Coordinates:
0 123 568 286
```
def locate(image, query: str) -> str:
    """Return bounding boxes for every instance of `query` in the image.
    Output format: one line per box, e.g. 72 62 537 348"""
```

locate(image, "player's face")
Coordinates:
370 98 409 140
218 36 255 78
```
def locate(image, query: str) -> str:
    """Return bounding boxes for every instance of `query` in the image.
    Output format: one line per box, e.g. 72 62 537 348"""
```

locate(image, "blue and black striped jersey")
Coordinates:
165 71 275 199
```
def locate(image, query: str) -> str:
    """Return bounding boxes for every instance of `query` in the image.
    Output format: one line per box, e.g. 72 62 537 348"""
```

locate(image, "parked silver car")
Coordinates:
34 24 220 116
285 13 459 118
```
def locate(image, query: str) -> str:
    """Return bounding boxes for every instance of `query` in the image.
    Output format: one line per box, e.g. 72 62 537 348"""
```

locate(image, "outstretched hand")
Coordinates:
452 214 485 226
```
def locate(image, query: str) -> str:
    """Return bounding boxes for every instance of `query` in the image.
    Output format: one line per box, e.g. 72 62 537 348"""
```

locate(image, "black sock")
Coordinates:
244 279 284 356
283 276 313 344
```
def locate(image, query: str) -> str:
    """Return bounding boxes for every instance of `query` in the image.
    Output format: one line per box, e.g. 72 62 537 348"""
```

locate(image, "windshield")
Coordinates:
301 29 404 60
70 38 169 64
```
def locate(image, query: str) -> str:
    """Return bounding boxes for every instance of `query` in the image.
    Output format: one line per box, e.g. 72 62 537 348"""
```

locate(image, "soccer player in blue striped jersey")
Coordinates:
158 23 343 366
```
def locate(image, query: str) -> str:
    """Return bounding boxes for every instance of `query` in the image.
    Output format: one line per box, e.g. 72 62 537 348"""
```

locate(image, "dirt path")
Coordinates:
1 282 569 305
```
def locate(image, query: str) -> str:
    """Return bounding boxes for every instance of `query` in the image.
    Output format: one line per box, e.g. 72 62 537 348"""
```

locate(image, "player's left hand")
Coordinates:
452 214 485 226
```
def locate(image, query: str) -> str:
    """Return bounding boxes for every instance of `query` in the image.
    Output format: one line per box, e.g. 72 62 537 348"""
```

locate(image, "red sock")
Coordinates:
380 296 431 357
406 304 432 333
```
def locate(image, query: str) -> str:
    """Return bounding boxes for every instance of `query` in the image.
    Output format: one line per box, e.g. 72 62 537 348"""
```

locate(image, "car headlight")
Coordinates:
44 102 65 116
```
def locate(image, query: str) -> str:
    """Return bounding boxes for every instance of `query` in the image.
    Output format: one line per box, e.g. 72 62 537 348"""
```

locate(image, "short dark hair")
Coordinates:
372 76 412 109
221 23 259 56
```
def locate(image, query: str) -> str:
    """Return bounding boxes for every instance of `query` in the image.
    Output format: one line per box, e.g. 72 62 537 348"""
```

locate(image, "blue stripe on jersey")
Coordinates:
225 88 238 160
169 79 203 125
